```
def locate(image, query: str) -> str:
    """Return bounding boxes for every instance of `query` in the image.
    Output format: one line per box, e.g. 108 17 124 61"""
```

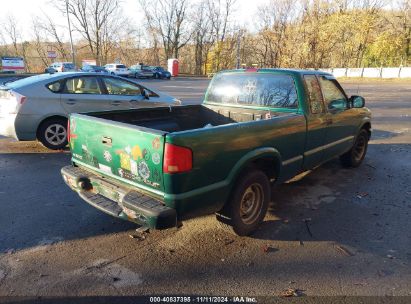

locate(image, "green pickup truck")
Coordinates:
61 69 371 236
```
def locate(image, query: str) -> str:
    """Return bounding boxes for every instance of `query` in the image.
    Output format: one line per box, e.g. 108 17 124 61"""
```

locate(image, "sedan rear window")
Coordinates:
116 65 127 69
206 73 298 108
63 63 75 69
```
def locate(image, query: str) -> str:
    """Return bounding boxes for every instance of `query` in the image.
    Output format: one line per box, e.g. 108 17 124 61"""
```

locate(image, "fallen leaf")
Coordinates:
335 245 354 256
280 288 304 297
129 234 146 241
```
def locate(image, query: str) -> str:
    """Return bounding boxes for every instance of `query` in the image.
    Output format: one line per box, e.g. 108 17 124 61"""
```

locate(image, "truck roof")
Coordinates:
218 68 333 77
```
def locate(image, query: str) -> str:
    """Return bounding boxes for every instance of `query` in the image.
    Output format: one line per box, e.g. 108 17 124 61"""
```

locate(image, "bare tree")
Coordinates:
206 0 237 71
41 14 70 62
191 0 213 74
31 19 51 68
3 16 31 72
58 0 125 65
139 0 191 59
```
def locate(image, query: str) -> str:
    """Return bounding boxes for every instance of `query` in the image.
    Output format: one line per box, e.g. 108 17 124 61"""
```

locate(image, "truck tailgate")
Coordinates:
69 113 166 193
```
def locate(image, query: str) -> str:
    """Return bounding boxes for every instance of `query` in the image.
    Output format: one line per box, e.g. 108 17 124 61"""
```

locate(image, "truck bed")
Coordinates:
88 105 282 133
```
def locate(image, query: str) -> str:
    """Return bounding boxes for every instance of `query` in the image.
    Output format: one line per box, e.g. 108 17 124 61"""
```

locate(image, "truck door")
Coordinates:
302 75 329 169
317 75 356 162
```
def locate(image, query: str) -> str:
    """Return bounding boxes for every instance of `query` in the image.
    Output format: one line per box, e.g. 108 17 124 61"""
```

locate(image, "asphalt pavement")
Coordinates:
0 78 410 299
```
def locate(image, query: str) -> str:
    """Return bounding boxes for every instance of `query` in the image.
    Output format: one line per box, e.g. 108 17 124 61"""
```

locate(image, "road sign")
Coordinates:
47 51 57 59
1 57 25 71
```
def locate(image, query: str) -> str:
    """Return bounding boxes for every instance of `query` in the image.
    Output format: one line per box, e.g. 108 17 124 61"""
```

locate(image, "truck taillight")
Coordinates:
67 120 71 143
163 143 192 173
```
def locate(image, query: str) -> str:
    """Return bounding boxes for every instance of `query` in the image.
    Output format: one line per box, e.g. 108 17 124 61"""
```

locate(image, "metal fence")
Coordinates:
319 67 411 79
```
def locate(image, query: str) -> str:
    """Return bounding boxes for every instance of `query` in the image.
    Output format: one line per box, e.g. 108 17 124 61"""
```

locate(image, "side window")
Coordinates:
304 75 324 114
47 81 63 93
318 77 347 111
102 77 141 95
63 77 102 94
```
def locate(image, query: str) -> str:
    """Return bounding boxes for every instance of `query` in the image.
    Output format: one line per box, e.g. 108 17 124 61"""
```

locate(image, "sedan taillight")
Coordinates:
9 91 27 114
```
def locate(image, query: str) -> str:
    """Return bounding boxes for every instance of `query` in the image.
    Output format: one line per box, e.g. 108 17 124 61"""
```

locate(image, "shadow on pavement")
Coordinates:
0 152 135 253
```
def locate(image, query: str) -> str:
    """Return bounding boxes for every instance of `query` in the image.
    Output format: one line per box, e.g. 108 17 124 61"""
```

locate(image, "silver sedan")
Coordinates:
0 72 181 149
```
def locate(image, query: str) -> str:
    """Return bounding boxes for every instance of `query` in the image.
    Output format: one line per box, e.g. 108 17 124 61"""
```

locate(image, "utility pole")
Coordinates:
66 0 75 65
236 30 243 69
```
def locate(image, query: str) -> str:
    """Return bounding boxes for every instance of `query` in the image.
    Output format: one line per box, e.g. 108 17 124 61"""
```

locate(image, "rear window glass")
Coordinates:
116 65 127 68
206 73 298 108
3 74 54 89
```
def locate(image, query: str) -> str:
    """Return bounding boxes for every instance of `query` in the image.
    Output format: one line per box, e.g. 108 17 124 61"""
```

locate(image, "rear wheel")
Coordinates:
340 129 369 167
216 169 270 236
37 118 68 150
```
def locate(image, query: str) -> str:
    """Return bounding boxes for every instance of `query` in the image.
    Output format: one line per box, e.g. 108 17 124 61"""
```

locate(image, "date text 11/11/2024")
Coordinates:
149 296 258 303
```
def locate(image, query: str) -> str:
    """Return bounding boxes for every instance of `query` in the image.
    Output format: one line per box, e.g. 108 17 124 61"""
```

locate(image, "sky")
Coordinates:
1 0 270 40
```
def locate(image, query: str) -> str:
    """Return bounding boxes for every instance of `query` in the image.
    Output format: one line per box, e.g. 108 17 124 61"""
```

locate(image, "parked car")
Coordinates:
104 64 129 77
128 65 154 78
149 66 171 79
81 65 108 73
0 72 181 150
45 62 76 73
61 68 371 236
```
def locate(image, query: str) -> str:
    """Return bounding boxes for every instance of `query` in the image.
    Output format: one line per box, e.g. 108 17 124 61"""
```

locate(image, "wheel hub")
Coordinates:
240 183 264 225
45 124 67 146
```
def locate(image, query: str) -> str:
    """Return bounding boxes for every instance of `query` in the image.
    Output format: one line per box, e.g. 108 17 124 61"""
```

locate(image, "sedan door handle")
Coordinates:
66 99 77 105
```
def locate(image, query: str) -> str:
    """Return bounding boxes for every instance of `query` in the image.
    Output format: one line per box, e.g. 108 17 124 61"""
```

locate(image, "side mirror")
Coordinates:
142 89 150 100
328 99 348 111
350 95 365 108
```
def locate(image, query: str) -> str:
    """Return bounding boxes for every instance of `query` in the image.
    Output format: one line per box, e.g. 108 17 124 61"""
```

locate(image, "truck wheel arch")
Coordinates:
360 121 371 139
227 148 282 188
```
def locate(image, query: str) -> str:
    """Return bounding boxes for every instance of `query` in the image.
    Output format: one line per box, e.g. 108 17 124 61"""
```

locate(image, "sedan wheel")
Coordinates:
37 118 68 150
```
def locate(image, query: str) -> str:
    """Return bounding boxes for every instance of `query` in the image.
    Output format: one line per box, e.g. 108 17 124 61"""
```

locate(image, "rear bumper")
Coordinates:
0 114 18 139
61 165 177 229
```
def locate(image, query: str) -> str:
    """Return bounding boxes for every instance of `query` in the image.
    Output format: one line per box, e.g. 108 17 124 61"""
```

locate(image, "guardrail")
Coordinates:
319 67 411 79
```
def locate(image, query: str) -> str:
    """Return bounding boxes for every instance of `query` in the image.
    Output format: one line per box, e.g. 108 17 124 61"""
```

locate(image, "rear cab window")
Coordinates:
205 72 298 109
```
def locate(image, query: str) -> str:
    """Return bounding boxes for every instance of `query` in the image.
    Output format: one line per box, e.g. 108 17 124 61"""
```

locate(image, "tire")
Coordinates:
340 129 369 168
216 169 270 236
37 117 68 150
154 73 159 79
111 72 115 75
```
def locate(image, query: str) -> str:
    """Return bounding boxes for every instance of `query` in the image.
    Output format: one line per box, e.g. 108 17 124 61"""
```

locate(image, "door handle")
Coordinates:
66 99 76 105
111 101 122 105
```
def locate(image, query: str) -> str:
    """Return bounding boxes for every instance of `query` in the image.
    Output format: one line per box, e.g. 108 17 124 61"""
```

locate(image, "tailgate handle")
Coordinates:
102 136 112 146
